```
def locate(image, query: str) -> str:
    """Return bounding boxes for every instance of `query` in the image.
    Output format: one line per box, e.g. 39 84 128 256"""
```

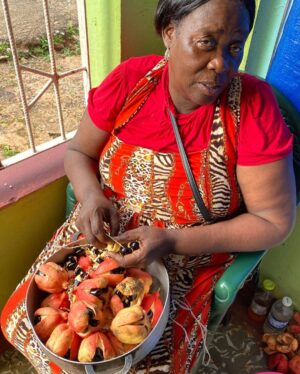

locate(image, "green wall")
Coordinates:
120 0 164 61
239 0 260 71
86 0 121 87
0 178 67 309
260 208 300 310
245 0 288 78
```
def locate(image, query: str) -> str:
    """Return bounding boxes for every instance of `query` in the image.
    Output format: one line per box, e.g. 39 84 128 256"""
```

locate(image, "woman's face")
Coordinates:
162 0 251 113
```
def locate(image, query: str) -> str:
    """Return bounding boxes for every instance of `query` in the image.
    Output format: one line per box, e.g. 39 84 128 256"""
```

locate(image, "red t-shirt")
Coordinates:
88 55 293 166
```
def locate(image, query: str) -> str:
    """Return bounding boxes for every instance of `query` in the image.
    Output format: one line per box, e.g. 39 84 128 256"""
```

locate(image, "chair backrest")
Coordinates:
271 85 300 204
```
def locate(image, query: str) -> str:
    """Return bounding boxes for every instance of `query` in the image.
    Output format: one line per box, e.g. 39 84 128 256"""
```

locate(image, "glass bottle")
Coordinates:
248 279 276 322
263 296 294 334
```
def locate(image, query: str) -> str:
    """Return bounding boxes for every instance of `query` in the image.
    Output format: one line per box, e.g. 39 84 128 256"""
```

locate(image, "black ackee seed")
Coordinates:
66 260 77 270
90 288 102 297
111 267 125 274
66 254 76 262
89 319 99 327
34 315 42 324
147 310 153 319
74 266 83 276
74 247 85 257
120 246 133 255
127 295 135 302
96 257 104 264
90 287 109 297
129 241 140 250
115 290 123 298
92 248 100 256
87 308 95 318
93 347 104 362
36 270 46 277
123 299 131 307
74 279 81 287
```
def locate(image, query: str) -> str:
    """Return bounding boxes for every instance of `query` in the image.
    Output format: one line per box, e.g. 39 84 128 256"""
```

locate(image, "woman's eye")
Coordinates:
198 39 216 48
230 44 243 56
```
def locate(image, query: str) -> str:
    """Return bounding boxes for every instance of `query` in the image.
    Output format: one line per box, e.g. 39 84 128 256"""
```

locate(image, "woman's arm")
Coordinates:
172 153 296 254
64 110 119 244
113 154 296 266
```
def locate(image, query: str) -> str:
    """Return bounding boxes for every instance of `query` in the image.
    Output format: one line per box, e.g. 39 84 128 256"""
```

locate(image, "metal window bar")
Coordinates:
1 0 90 166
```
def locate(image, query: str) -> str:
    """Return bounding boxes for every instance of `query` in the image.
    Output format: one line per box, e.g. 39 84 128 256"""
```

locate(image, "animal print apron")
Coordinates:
1 59 243 374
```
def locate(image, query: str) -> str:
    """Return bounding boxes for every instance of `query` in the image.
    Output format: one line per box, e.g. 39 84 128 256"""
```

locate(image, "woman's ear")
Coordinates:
162 23 176 49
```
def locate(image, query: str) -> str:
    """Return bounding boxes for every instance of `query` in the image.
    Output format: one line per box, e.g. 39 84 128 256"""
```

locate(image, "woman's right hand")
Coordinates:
76 192 120 247
64 109 119 247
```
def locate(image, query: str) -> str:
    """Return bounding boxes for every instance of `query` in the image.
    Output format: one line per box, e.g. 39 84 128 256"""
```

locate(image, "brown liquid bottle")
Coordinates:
248 279 276 322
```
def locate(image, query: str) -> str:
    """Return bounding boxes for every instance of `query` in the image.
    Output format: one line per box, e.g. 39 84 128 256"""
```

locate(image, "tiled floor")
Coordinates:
0 284 268 374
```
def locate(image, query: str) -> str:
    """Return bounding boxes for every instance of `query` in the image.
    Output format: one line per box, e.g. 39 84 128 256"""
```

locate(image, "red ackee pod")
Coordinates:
41 291 70 310
34 307 68 342
78 332 116 362
293 312 300 325
78 256 93 272
69 333 82 361
89 258 125 286
141 291 163 328
110 294 124 316
35 262 69 293
46 323 79 359
267 353 289 374
289 355 300 374
107 331 136 356
68 300 105 338
74 277 108 308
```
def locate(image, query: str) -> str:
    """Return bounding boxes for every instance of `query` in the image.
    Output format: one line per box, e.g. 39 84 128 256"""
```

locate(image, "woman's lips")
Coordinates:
197 82 221 97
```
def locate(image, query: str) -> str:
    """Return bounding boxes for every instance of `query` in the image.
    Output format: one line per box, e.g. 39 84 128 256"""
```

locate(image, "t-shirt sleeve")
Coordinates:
87 55 162 133
87 61 129 133
237 76 293 166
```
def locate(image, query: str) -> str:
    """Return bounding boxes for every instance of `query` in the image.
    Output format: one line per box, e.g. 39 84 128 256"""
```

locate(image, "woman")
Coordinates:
1 0 296 373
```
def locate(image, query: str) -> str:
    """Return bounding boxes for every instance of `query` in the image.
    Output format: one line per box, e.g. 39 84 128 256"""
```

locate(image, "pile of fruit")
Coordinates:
32 242 163 362
262 312 300 373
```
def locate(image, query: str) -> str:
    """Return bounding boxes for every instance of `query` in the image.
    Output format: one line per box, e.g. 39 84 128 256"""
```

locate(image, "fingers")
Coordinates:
90 212 107 244
109 208 120 236
114 228 141 243
76 200 121 247
108 249 144 268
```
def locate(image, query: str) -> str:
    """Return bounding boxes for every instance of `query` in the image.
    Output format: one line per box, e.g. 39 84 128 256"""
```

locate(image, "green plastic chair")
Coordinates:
207 84 300 332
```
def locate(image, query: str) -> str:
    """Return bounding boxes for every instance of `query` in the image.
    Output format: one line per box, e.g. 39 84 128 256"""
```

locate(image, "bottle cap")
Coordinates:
282 296 293 307
263 279 275 291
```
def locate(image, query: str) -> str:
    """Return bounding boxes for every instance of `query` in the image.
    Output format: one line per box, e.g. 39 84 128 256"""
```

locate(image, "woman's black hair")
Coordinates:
154 0 256 35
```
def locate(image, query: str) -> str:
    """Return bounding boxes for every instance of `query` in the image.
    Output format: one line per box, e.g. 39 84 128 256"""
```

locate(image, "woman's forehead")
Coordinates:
174 0 250 35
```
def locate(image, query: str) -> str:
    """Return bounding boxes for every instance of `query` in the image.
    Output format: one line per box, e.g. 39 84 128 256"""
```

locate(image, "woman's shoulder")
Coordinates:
121 54 163 78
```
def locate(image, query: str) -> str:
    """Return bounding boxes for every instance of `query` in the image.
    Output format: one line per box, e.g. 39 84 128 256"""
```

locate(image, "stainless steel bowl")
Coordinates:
26 246 170 374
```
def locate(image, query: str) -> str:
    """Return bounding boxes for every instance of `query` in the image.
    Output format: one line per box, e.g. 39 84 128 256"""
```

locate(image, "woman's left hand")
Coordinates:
107 226 175 267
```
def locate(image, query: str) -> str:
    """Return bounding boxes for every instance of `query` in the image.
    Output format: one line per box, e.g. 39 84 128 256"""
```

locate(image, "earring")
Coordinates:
164 48 170 61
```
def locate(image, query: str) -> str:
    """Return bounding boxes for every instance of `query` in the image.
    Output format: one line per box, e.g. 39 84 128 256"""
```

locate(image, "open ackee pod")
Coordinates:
26 245 170 374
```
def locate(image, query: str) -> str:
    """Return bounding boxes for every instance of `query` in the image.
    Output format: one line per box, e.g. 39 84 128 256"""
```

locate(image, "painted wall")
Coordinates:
239 0 261 71
260 209 300 311
245 0 288 78
86 0 121 87
0 178 67 309
120 0 164 61
259 0 300 309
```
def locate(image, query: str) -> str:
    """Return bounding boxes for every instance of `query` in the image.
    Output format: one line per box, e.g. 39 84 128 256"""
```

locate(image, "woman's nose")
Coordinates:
207 51 230 73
